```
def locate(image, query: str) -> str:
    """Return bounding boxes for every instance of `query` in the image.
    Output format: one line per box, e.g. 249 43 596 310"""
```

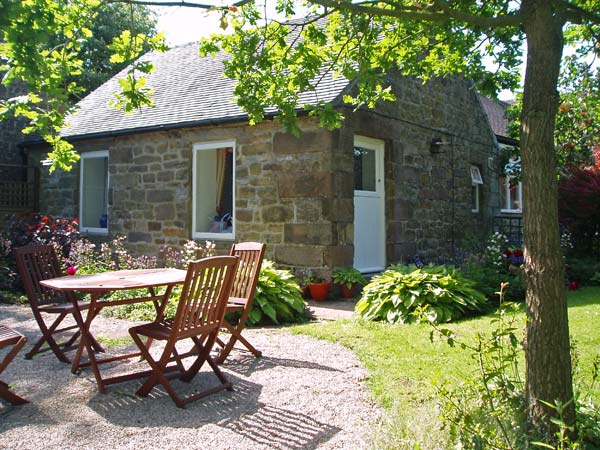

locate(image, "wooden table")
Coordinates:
40 268 187 393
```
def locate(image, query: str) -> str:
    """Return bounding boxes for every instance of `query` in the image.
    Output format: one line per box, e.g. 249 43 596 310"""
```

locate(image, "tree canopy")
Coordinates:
0 0 165 171
66 2 158 99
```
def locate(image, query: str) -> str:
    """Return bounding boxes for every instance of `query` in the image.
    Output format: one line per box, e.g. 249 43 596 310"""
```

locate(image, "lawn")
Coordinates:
291 287 600 448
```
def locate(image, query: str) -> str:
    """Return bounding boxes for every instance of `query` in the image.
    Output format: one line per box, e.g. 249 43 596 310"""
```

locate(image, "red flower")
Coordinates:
73 218 79 225
41 216 49 224
568 281 579 291
503 249 512 257
66 266 77 276
513 249 524 257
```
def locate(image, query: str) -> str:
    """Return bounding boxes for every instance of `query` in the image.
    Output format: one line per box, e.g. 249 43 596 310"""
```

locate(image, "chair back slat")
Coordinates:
14 245 70 306
173 256 238 337
228 242 266 302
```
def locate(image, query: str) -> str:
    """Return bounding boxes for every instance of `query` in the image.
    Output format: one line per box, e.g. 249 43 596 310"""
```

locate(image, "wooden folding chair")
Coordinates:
14 244 104 363
129 255 238 408
0 325 28 405
215 242 266 364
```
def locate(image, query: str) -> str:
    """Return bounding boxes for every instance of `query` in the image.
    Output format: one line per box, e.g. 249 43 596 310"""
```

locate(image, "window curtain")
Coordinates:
215 148 229 214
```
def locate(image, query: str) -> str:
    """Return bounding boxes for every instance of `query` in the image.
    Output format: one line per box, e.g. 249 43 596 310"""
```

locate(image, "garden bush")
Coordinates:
566 256 600 286
0 214 80 291
462 263 526 303
559 166 600 256
231 260 307 326
356 264 487 324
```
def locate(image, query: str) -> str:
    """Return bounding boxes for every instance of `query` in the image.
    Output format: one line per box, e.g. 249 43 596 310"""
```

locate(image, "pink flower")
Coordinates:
66 266 77 276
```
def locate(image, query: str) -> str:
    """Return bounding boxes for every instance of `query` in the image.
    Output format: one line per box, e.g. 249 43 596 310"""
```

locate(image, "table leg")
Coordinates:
71 293 106 393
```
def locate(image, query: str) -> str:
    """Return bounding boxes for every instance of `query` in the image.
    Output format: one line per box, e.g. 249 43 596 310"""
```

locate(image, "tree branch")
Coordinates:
556 0 600 25
310 0 522 29
107 0 252 11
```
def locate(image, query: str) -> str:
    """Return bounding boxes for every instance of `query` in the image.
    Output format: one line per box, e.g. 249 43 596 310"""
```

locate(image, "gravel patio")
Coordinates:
0 304 379 450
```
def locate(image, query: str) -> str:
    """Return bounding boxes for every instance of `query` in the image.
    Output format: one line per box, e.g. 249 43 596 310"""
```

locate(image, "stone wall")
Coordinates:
28 73 500 274
340 74 500 263
28 118 343 274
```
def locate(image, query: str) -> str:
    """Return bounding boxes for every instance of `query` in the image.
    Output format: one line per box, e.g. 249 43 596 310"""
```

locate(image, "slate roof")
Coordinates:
60 35 513 143
478 94 513 141
61 42 351 139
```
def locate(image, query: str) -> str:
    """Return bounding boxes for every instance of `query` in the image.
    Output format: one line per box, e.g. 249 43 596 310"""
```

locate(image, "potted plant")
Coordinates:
332 267 367 298
305 272 331 301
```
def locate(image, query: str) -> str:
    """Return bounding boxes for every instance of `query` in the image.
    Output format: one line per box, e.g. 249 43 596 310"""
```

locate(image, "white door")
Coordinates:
353 135 386 273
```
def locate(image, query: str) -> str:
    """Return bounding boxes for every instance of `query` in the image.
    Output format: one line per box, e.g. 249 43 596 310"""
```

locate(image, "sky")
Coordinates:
153 6 226 45
152 4 517 101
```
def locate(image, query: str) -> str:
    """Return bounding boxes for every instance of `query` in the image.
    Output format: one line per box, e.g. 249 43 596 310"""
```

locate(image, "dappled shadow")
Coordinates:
224 403 340 450
222 353 343 377
89 375 262 427
90 374 340 450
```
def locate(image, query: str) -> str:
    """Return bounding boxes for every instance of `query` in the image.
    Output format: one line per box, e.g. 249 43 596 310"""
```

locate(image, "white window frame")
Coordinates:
501 176 523 214
470 166 483 185
79 150 109 235
470 165 483 213
192 140 236 241
471 184 480 213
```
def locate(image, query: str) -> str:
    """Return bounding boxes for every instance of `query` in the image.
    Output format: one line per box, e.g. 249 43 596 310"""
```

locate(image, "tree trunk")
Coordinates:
520 0 575 434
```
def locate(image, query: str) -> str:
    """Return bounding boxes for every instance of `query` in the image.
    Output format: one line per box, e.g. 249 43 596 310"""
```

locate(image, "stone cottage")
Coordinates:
23 42 503 274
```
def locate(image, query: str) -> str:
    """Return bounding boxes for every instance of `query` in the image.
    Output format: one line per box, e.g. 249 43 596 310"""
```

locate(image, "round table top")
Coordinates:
39 268 188 293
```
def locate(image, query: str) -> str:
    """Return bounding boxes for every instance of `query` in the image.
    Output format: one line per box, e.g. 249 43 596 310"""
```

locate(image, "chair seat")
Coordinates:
0 325 25 348
226 297 247 312
39 301 91 314
130 319 174 340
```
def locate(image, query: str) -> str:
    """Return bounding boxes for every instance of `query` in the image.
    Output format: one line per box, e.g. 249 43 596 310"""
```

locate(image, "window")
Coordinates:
471 165 483 213
79 151 109 235
500 176 523 213
354 146 377 192
192 140 235 240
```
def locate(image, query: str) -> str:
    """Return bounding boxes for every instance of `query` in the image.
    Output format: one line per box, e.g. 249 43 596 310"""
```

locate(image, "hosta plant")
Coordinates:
356 264 486 324
234 260 307 326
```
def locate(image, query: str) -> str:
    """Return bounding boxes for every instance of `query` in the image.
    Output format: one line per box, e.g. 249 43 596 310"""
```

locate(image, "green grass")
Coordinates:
96 335 133 349
291 287 600 447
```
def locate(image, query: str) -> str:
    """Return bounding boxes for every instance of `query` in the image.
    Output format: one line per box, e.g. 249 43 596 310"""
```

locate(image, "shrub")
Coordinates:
356 264 487 324
239 260 307 325
332 267 367 289
0 214 80 291
559 166 600 255
6 214 79 257
566 256 600 286
463 263 526 303
559 166 600 224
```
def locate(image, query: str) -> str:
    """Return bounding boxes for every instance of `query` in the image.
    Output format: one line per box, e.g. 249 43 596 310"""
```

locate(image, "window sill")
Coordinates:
192 232 235 241
501 209 522 214
81 228 109 236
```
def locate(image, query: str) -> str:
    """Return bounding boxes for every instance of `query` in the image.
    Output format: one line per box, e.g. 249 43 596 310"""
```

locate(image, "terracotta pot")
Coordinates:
340 283 354 298
308 283 329 301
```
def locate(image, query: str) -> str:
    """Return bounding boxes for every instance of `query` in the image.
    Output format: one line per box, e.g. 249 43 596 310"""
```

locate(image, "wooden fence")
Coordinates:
0 165 39 212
